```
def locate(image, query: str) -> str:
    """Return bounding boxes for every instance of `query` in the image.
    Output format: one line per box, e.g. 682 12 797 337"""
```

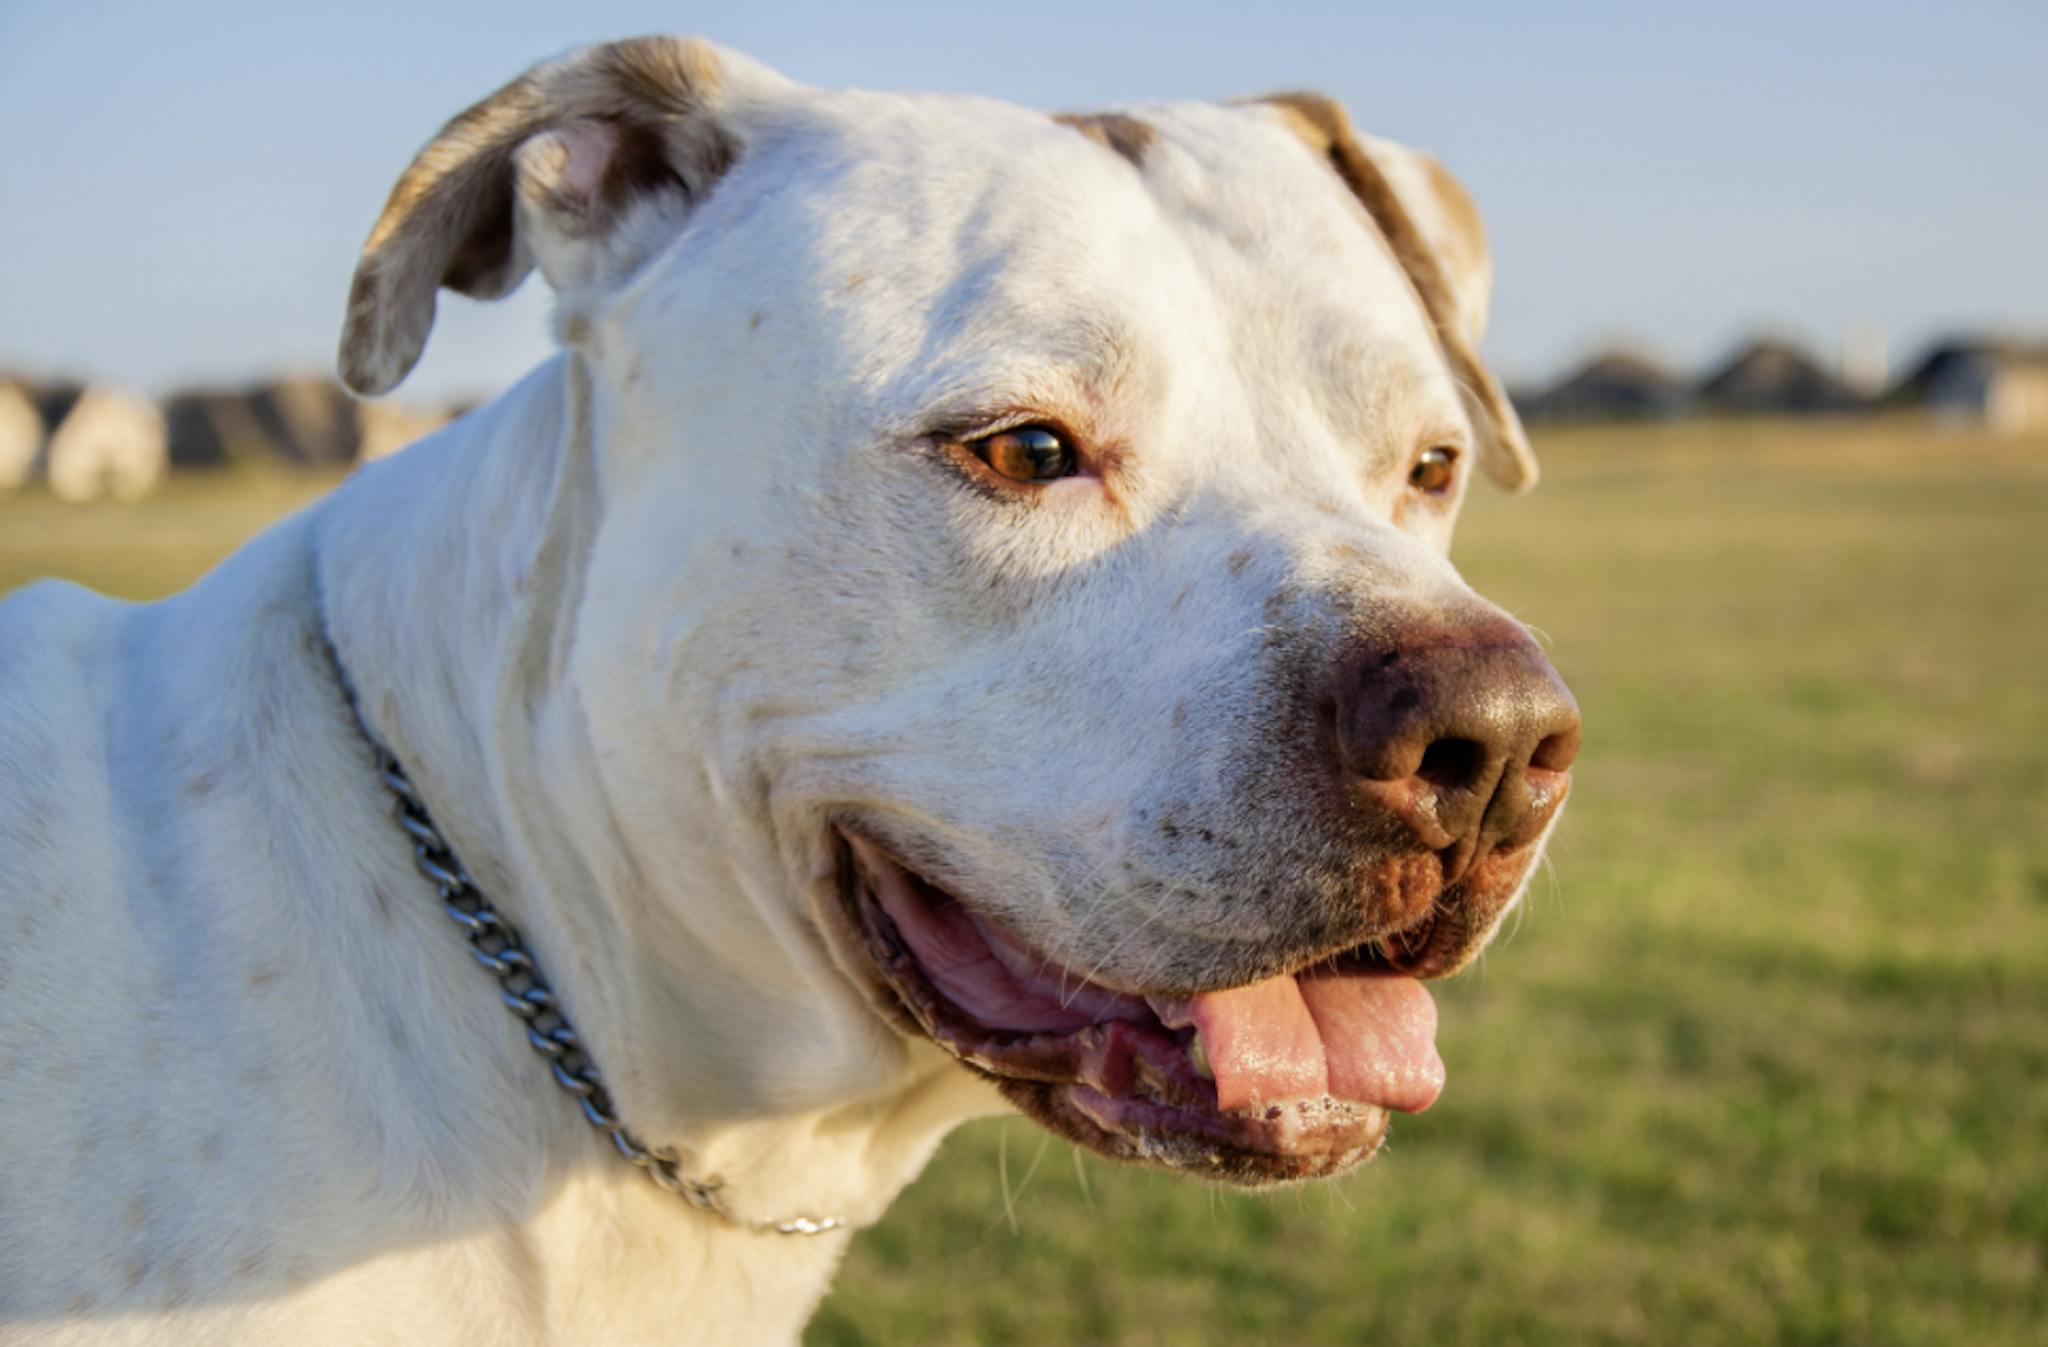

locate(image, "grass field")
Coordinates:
4 417 2044 1344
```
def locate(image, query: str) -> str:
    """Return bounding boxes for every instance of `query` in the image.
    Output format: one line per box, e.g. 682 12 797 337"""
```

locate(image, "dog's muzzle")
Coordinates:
830 829 1448 1186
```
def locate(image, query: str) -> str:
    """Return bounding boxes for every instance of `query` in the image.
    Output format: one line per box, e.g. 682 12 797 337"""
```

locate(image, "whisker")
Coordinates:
1010 1133 1051 1212
990 1122 1018 1236
1071 906 1172 998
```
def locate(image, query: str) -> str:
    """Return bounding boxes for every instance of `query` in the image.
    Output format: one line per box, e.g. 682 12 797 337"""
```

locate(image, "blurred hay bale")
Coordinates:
45 384 167 502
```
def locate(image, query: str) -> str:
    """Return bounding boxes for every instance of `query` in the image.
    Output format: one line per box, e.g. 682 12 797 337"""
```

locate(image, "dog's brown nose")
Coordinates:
1332 617 1580 883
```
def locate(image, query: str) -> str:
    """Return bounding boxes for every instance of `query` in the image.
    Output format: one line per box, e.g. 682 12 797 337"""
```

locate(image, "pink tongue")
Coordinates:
1161 972 1444 1114
862 838 1150 1032
854 835 1443 1113
878 883 1102 1032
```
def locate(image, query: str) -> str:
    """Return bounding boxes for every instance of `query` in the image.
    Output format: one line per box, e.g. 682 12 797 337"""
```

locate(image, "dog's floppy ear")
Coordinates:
339 37 782 396
1254 93 1537 491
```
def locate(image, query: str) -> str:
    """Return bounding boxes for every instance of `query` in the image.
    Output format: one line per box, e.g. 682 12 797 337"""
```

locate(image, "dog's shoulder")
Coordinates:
0 578 130 901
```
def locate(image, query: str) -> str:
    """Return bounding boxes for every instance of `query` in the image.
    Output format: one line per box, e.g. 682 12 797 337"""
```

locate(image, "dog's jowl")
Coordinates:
0 36 1576 1345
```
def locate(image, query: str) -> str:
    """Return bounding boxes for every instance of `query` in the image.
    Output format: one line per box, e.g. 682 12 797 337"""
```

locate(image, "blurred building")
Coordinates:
44 385 168 502
163 376 460 470
5 368 464 497
1892 340 2048 436
163 389 280 469
163 374 371 469
1696 336 1865 414
248 375 361 468
1521 348 1689 421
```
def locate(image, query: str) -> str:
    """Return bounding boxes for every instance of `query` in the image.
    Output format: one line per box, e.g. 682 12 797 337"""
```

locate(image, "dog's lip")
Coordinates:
830 825 1440 1176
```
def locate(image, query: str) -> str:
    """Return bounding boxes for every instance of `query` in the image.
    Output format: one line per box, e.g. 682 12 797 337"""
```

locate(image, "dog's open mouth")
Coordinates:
835 829 1445 1184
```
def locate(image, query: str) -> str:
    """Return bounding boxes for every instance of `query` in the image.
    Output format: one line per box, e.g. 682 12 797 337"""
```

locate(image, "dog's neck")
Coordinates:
311 355 998 1237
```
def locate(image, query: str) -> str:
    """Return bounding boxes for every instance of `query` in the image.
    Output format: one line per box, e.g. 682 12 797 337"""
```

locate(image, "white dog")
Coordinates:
0 37 1579 1344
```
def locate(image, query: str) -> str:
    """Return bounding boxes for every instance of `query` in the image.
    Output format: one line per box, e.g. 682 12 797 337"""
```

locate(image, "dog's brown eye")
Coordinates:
969 426 1076 483
1409 446 1458 495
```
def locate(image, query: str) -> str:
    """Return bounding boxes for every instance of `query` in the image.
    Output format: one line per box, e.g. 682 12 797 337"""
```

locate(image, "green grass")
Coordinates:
5 418 2044 1345
0 467 337 600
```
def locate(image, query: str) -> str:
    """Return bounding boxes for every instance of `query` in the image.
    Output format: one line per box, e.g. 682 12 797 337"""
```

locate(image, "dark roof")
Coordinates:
161 376 361 468
1525 348 1688 420
164 390 275 468
1696 337 1862 413
249 376 359 467
1891 337 2048 402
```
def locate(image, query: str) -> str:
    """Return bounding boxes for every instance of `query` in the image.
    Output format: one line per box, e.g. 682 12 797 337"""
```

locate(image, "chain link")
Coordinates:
372 748 847 1237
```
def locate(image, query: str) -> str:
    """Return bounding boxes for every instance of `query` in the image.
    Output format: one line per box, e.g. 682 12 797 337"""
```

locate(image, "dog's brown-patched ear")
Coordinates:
1253 93 1538 492
340 37 785 396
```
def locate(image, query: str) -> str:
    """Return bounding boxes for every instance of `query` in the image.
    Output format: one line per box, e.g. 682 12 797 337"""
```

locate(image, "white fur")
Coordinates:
0 43 1543 1345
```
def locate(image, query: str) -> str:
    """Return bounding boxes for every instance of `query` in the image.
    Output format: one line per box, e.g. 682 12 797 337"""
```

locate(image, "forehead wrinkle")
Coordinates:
1186 190 1468 483
1058 314 1165 417
1088 111 1415 448
1308 320 1475 471
1132 102 1462 421
876 310 1166 442
1322 363 1407 474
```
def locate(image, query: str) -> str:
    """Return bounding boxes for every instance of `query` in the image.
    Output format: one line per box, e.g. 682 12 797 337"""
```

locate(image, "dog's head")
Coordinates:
342 38 1578 1185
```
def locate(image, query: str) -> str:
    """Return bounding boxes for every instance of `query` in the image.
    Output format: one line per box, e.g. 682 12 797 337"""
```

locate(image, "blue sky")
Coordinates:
1 0 2042 401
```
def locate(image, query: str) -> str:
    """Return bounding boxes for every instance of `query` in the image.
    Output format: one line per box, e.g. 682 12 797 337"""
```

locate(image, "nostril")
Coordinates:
1416 738 1486 795
1531 725 1582 773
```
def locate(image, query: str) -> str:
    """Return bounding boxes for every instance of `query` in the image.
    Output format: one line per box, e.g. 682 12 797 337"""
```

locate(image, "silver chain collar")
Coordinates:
355 721 846 1236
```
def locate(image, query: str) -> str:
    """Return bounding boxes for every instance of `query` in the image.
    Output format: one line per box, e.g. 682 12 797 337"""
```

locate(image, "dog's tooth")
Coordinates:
1187 1030 1213 1080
